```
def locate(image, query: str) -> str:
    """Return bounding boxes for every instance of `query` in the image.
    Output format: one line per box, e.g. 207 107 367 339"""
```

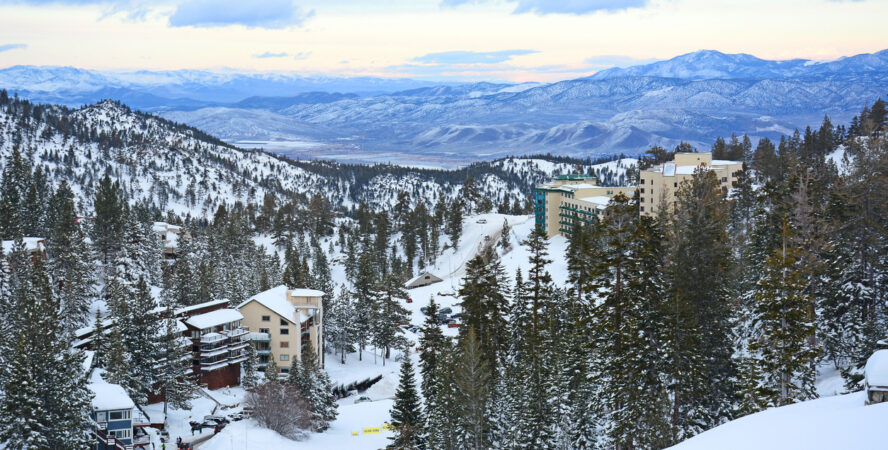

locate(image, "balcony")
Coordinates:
200 332 225 344
229 341 250 352
249 332 270 342
226 327 249 339
201 346 229 358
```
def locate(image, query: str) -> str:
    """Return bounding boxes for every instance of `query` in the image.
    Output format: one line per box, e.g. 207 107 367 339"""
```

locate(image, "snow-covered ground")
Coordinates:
170 213 555 449
671 391 888 450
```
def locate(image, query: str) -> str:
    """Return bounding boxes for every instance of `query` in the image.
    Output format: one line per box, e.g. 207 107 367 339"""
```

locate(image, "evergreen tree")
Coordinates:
49 180 97 335
264 354 279 381
242 340 260 389
453 327 491 449
665 168 736 440
388 349 424 449
157 312 196 413
739 222 819 413
288 343 337 432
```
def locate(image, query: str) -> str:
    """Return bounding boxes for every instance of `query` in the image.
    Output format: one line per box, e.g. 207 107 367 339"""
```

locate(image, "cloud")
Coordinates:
254 51 289 58
584 54 659 68
292 51 311 60
169 0 315 29
442 0 650 14
412 49 538 65
0 44 27 53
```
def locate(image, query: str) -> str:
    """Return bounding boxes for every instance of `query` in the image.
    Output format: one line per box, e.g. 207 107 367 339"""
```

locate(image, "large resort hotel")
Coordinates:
535 152 742 237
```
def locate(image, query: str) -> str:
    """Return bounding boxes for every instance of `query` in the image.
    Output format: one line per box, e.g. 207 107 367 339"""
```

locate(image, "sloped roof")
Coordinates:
237 285 309 325
185 308 243 330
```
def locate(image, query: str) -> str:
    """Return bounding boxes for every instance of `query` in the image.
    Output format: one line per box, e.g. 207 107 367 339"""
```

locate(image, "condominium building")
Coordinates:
182 308 250 389
534 174 635 238
237 285 324 376
638 152 742 217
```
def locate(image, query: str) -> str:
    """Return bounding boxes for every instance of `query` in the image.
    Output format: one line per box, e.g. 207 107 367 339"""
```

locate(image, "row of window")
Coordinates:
96 410 130 422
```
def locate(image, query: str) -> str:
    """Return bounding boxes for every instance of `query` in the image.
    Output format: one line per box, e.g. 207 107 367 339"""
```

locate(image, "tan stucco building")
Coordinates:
638 152 742 217
534 174 635 238
237 285 324 376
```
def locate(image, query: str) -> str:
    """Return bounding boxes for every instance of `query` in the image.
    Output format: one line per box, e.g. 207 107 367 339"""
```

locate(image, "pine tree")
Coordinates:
371 273 410 363
50 180 97 335
739 222 819 413
288 343 337 431
665 167 736 440
388 349 424 449
91 309 109 369
157 312 196 413
242 339 260 389
264 354 279 381
453 327 491 449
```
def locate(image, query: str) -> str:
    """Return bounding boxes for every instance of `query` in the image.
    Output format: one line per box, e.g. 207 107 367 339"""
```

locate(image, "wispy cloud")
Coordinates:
293 51 311 60
441 0 650 15
584 54 659 68
0 43 27 53
169 0 315 29
254 51 289 58
412 49 538 65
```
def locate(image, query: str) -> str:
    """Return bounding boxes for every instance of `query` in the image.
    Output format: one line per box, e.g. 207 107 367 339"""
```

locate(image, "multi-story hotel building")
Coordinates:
182 308 250 389
638 152 742 217
237 285 324 376
534 174 635 238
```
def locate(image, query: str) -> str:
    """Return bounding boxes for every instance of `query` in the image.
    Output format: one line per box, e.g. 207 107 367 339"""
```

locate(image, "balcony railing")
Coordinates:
200 333 226 344
226 327 249 339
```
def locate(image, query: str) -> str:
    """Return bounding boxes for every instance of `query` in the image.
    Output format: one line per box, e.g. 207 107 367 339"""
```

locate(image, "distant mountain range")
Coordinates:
2 49 888 161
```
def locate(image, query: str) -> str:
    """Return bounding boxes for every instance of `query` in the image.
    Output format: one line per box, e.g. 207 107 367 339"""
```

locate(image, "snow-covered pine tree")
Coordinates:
371 273 410 363
288 343 337 432
453 327 491 449
740 221 819 412
0 257 91 449
326 286 356 364
49 180 97 335
118 277 161 404
91 308 109 369
388 348 424 449
665 167 736 440
242 338 260 389
156 311 196 412
264 354 279 382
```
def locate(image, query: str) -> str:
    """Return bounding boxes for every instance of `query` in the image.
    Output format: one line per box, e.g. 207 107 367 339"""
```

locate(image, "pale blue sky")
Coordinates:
0 0 885 81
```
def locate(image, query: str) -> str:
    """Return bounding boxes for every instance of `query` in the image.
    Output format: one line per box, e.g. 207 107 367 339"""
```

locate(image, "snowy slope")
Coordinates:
671 391 888 450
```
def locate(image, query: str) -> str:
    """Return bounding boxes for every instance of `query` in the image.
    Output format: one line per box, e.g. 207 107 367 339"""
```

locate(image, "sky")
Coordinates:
0 0 886 82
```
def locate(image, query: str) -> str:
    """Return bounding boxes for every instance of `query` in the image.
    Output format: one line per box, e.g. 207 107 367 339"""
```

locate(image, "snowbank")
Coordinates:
671 391 888 450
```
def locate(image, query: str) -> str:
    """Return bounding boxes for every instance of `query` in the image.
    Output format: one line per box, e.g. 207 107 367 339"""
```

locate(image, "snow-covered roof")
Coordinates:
175 299 229 316
711 159 742 166
237 285 309 325
578 196 614 209
185 308 243 330
865 350 888 387
289 288 325 298
1 237 46 255
89 382 135 411
176 320 188 333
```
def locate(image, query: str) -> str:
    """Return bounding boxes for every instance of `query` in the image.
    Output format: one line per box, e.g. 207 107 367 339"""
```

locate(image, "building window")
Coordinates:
650 179 654 185
280 318 288 326
721 177 727 182
674 182 677 187
640 206 645 212
261 315 270 322
259 327 269 334
109 410 130 420
280 341 289 348
280 328 289 335
112 429 131 439
280 354 290 361
640 188 645 194
280 368 289 374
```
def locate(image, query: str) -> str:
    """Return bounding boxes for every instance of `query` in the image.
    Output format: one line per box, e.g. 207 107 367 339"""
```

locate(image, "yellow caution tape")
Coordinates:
381 423 394 431
352 431 358 436
363 427 381 434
